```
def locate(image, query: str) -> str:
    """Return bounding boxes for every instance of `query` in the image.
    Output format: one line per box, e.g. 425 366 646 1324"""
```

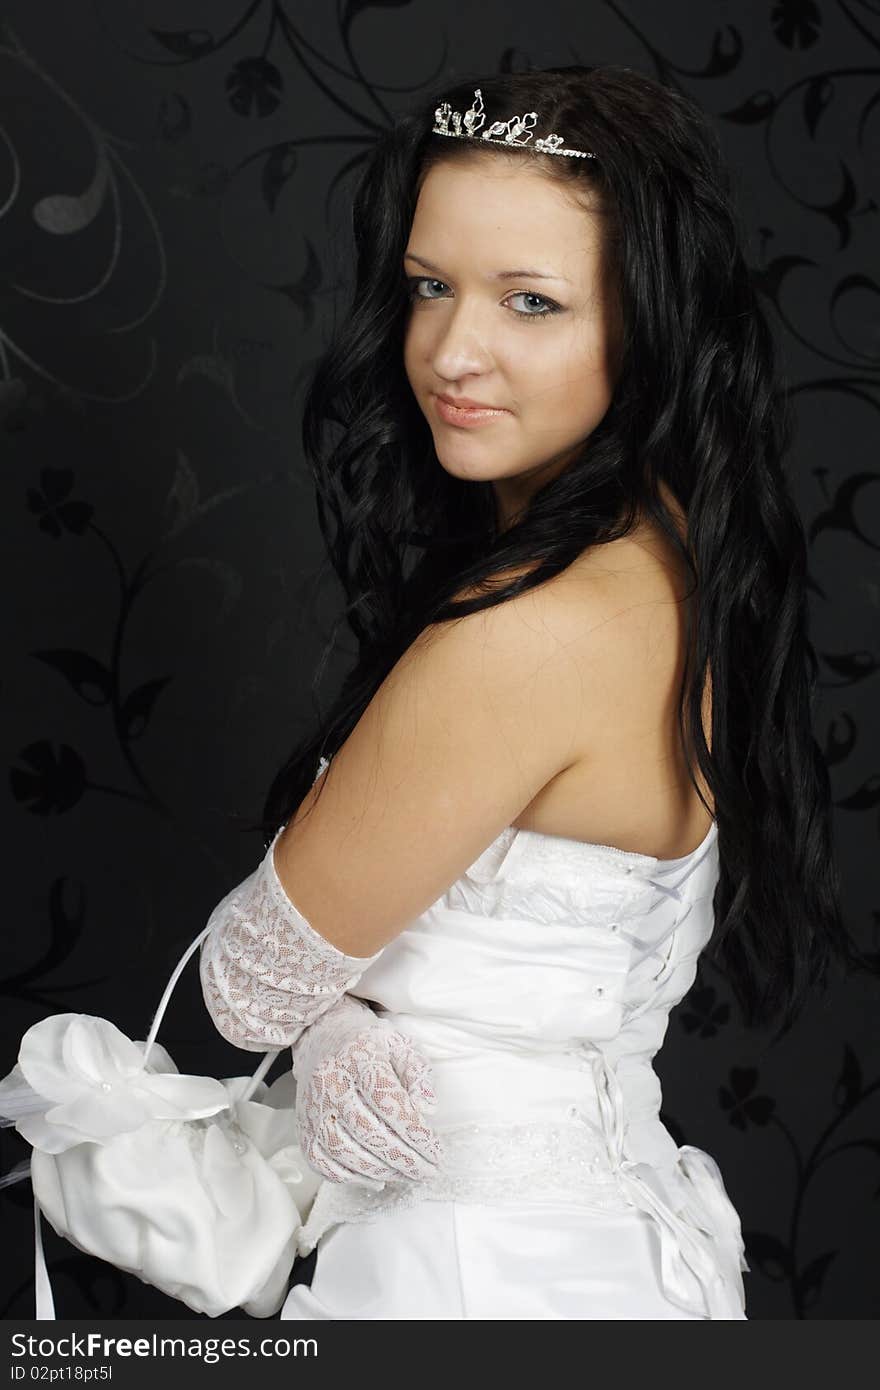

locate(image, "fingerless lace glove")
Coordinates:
199 822 382 1053
291 991 443 1189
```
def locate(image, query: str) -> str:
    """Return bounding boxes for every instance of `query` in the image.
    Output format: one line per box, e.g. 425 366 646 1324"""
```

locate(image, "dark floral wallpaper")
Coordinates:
1 0 878 1321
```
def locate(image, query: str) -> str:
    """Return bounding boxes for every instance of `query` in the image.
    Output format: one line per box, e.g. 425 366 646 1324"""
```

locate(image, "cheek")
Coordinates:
403 307 428 347
512 337 615 449
402 319 425 387
515 333 604 412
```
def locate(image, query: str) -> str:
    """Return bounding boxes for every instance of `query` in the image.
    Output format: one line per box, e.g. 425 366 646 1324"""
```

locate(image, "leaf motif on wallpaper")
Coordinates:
160 450 253 538
795 1250 837 1310
808 472 880 550
828 272 880 355
761 92 867 248
717 89 776 126
0 879 111 1005
824 711 857 767
121 677 172 741
699 25 746 78
1 876 85 990
157 92 192 144
9 739 157 816
275 240 324 330
719 1066 776 1130
754 253 880 352
161 448 201 537
325 147 378 219
741 1229 793 1281
743 75 874 250
729 1042 880 1314
0 42 166 405
149 29 216 59
26 469 93 540
772 2 824 52
226 57 284 119
32 150 110 237
802 74 834 135
832 1042 862 1109
820 651 878 686
262 142 298 214
749 253 812 305
678 983 731 1038
31 651 113 707
9 742 86 815
835 776 880 815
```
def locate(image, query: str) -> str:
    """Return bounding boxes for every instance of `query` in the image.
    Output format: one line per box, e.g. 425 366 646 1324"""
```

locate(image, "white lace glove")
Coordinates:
199 822 383 1052
291 992 444 1190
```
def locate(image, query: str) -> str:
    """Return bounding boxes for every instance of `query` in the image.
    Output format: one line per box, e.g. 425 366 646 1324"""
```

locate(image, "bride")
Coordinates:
199 64 861 1320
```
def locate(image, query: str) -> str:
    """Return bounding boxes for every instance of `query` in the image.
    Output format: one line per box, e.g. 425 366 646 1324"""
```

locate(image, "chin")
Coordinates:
436 462 490 484
433 449 503 482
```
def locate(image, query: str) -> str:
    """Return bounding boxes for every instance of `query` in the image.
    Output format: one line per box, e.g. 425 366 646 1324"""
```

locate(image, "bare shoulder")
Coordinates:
533 524 690 638
434 539 691 740
498 523 709 851
408 554 665 739
537 522 697 753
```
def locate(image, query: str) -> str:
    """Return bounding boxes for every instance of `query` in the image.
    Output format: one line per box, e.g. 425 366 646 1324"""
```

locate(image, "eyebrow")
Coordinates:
403 252 569 283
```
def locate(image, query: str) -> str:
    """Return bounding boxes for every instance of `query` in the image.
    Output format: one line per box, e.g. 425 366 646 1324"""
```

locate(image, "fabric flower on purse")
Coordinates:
0 1013 230 1153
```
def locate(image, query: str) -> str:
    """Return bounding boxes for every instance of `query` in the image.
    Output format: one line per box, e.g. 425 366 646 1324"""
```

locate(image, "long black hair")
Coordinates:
258 64 876 1038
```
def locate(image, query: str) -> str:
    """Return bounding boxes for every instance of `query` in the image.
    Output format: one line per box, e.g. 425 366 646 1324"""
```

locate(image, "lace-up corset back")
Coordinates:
354 810 720 1073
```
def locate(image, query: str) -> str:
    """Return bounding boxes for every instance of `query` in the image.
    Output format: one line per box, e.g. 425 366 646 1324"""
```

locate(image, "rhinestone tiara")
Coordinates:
432 87 595 160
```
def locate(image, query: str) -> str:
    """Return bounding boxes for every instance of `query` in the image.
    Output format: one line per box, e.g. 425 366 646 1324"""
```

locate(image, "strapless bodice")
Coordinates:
295 791 747 1319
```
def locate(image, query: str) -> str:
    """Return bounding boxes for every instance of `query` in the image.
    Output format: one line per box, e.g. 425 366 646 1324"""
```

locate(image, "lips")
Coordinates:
433 394 509 429
435 393 505 411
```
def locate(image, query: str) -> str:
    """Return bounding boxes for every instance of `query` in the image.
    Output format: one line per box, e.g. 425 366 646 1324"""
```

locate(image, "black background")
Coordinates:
1 0 878 1320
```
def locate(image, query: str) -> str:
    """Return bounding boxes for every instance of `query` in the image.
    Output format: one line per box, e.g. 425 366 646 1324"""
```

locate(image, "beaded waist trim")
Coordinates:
297 1115 630 1252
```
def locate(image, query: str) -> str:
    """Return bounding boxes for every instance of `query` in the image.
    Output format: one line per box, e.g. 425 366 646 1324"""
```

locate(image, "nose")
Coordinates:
426 298 495 382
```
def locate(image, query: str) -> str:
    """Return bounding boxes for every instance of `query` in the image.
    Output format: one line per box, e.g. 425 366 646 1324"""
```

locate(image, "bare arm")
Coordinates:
200 567 631 1048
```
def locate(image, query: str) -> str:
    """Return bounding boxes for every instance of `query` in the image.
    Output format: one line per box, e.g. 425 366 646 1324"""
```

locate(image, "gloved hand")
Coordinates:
291 992 444 1190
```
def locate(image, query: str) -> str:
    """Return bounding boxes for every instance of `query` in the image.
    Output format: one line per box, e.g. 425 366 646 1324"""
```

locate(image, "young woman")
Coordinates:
199 65 870 1320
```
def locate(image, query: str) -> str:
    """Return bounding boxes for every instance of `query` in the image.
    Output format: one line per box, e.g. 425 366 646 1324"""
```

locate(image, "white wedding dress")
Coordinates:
280 795 749 1320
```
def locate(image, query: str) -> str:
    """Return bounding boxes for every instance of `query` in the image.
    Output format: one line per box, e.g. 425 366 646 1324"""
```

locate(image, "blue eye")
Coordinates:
404 276 560 322
408 277 447 300
505 291 558 320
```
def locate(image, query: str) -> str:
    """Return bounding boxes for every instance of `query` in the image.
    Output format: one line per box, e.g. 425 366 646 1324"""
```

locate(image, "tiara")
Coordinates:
432 87 595 160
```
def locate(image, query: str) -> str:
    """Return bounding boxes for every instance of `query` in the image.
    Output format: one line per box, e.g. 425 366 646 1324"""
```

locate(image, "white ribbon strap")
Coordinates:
32 1159 54 1320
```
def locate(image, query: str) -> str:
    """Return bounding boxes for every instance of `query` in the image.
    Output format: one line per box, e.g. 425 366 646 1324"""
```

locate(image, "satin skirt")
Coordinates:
279 1198 743 1320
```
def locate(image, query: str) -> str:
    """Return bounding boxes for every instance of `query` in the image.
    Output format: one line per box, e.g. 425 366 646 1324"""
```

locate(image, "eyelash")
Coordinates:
404 276 562 323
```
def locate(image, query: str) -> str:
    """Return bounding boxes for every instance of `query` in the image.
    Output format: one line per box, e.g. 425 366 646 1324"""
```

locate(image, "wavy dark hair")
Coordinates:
258 63 875 1039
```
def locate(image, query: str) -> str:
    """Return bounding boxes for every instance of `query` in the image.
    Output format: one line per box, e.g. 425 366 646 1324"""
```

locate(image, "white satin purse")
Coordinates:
0 921 322 1320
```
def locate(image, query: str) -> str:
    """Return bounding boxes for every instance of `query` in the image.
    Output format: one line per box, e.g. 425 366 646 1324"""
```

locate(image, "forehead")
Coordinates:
407 157 603 275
